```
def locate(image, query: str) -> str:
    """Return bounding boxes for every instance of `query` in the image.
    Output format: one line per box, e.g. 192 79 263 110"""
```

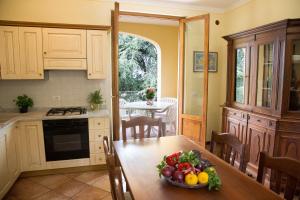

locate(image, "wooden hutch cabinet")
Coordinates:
222 19 300 176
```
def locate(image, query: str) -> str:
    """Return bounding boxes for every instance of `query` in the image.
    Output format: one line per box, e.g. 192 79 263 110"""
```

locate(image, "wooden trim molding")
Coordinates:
112 2 120 141
0 20 111 30
119 11 184 21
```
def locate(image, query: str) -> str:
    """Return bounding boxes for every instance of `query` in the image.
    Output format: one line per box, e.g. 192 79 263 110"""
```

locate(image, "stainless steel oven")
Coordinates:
43 118 89 161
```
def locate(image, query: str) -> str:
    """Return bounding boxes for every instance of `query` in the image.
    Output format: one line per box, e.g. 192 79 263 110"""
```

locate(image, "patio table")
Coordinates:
121 101 173 118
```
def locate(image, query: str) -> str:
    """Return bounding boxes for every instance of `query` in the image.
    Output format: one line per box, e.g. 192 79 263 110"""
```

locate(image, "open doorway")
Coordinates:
118 16 179 139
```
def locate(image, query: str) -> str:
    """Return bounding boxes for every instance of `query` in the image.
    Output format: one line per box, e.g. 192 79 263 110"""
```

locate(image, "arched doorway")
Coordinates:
118 32 161 102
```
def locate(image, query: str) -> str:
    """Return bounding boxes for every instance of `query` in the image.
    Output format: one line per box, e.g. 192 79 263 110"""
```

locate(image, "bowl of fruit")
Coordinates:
156 150 222 190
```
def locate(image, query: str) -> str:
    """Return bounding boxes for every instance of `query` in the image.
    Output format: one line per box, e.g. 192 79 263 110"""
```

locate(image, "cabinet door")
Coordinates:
19 27 44 79
0 135 9 197
232 43 252 109
246 123 274 176
19 121 46 171
87 30 107 79
6 125 20 179
43 28 86 58
0 26 21 79
225 117 247 144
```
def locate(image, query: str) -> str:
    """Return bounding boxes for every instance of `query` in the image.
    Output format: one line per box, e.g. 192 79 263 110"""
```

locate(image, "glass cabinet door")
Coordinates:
289 40 300 111
256 43 274 108
235 48 246 104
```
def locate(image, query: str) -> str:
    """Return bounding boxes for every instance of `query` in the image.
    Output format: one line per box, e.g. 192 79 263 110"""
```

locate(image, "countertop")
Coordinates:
0 109 110 131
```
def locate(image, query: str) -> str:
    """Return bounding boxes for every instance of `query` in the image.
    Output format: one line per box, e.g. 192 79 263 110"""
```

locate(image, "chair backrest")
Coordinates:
257 151 300 200
160 97 177 104
103 137 125 200
119 98 128 107
103 136 110 158
210 131 249 172
121 116 163 140
166 103 177 123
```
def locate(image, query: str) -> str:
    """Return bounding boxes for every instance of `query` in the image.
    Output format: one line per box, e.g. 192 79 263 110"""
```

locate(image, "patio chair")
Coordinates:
119 98 129 120
155 98 177 134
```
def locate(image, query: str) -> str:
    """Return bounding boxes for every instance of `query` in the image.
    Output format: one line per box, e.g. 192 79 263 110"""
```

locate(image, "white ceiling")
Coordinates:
118 0 250 12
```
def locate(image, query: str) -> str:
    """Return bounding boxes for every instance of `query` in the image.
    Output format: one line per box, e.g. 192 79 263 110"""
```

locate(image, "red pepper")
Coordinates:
177 162 192 171
165 152 181 166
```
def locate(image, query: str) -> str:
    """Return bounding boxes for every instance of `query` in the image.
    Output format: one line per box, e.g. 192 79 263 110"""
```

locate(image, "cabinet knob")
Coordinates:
89 73 92 76
43 52 47 54
98 135 102 137
257 119 261 122
39 73 42 76
98 123 101 125
98 146 101 149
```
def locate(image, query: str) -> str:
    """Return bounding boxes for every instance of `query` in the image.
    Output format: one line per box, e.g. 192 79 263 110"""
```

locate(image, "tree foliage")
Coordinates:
118 33 158 101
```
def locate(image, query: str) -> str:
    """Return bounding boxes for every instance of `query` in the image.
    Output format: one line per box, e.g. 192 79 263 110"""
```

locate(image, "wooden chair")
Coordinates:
103 136 128 200
210 131 249 172
121 116 163 140
257 152 300 200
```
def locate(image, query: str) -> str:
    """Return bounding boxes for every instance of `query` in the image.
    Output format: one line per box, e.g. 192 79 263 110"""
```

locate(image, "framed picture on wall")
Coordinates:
193 51 218 72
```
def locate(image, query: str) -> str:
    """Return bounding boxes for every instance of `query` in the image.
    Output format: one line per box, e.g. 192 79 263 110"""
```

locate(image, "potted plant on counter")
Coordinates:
88 89 104 111
13 95 34 113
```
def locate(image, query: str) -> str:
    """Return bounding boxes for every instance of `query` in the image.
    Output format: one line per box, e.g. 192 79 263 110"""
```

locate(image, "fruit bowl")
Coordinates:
156 150 222 191
163 176 207 189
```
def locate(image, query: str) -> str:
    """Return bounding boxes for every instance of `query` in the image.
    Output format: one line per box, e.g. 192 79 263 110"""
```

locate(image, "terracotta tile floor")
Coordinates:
4 170 112 200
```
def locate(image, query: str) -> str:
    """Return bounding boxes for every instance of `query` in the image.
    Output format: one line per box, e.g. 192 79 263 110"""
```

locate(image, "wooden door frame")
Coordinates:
112 2 120 141
111 2 209 141
178 14 210 145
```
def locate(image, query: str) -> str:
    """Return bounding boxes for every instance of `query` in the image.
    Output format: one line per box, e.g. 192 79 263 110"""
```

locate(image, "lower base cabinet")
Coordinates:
18 121 46 171
223 107 299 177
0 117 110 199
0 124 20 199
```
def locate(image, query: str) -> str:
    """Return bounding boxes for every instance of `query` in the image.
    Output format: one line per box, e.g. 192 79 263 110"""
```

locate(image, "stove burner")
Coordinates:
46 107 87 116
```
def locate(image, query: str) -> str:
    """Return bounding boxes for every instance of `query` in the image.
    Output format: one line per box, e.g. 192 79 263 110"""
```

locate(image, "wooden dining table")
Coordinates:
113 135 283 200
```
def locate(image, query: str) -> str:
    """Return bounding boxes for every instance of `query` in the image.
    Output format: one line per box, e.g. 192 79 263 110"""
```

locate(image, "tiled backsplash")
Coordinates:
0 71 108 110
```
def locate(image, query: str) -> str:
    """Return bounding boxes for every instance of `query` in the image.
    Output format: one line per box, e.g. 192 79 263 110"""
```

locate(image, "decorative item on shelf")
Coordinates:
145 87 156 105
156 150 222 191
13 95 34 113
88 89 104 111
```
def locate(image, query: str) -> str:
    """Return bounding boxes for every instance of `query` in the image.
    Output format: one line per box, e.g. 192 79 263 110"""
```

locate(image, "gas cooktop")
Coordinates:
46 107 87 116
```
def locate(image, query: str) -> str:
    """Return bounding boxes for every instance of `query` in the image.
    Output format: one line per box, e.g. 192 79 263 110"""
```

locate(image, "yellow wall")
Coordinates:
119 22 178 98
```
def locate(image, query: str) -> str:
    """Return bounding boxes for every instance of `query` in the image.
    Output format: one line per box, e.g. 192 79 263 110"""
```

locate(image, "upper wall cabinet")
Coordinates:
0 26 43 79
19 27 44 79
42 28 86 59
87 30 108 79
0 26 21 79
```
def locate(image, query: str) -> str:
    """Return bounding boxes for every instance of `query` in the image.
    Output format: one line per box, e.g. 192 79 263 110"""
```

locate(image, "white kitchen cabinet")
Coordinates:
0 124 20 199
88 117 109 165
0 26 21 79
0 26 43 79
6 124 20 180
44 58 87 70
19 27 44 79
0 134 10 199
18 121 46 171
87 30 108 79
43 28 86 58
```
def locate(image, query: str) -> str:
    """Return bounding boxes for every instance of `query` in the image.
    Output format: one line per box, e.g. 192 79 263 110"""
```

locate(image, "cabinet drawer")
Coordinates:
44 58 87 70
90 153 105 165
42 28 86 58
89 118 109 130
89 141 103 153
227 109 247 120
89 129 109 141
248 114 276 129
